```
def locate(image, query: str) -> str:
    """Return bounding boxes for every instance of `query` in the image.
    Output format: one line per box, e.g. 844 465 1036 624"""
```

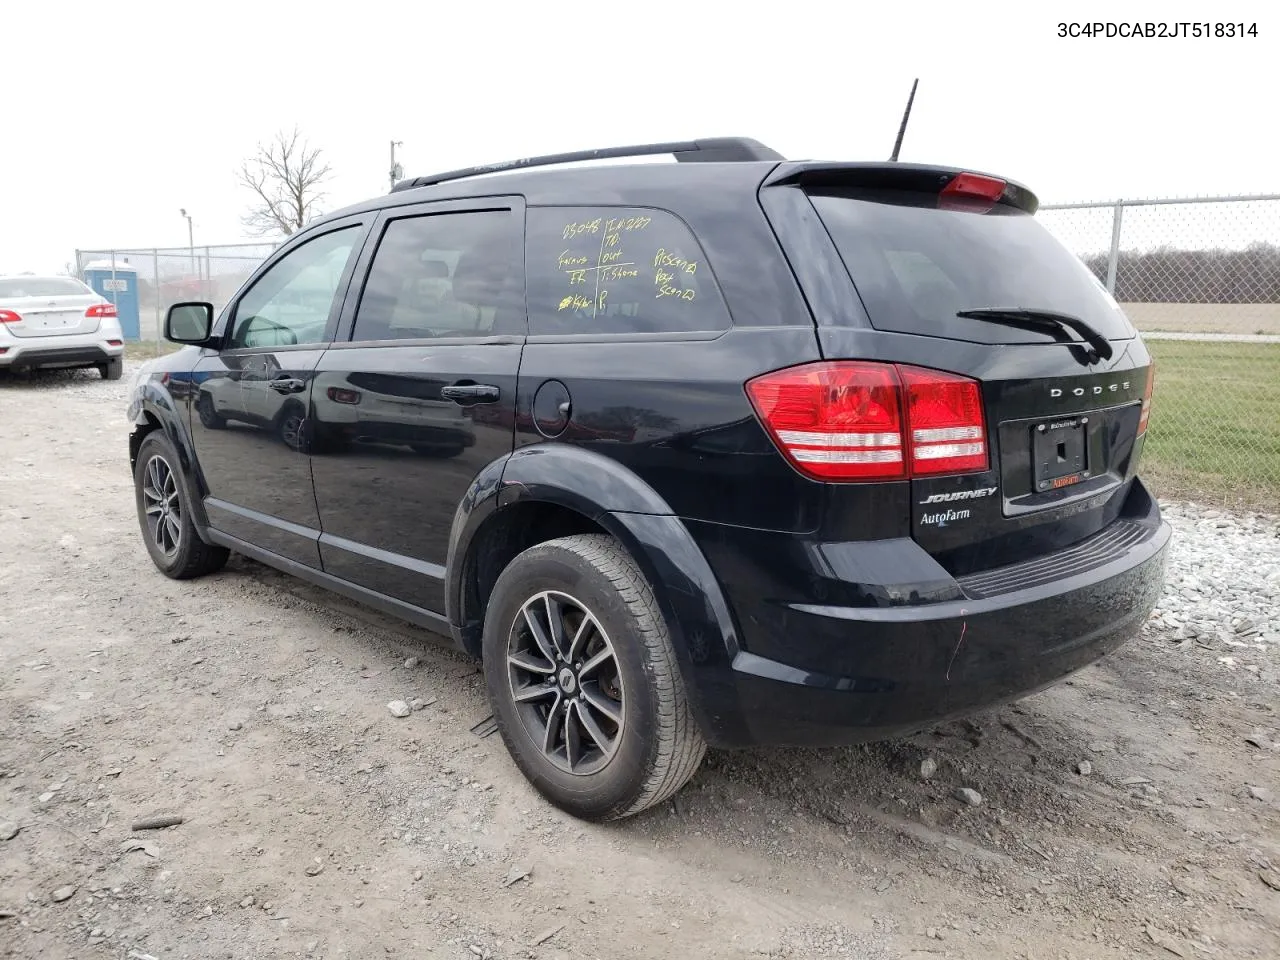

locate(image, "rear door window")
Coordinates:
526 206 730 336
809 189 1134 342
351 210 524 341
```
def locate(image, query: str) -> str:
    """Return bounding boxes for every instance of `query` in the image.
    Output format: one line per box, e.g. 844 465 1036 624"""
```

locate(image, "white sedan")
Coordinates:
0 275 126 379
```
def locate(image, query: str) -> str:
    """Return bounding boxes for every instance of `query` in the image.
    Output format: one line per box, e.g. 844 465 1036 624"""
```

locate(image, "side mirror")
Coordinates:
165 302 215 345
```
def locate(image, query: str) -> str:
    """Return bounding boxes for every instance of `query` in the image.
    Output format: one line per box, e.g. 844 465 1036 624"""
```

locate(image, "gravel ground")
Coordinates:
2 366 1278 960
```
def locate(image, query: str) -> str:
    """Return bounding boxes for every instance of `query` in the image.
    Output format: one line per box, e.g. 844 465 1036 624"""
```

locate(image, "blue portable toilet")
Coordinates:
84 259 141 341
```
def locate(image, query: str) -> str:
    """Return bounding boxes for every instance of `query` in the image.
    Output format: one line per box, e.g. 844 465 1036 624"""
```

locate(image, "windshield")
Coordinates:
0 277 92 298
809 189 1134 342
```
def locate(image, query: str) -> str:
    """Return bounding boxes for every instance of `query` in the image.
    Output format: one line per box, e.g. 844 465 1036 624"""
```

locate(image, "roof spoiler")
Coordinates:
390 137 784 193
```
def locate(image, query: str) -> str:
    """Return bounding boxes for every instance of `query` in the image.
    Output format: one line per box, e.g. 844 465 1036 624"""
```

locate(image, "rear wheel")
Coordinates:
276 402 306 451
98 358 123 380
133 432 228 579
197 393 225 429
483 534 705 821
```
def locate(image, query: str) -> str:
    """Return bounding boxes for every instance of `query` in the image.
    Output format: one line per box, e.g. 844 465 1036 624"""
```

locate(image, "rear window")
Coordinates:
525 206 730 336
0 277 90 298
809 190 1134 342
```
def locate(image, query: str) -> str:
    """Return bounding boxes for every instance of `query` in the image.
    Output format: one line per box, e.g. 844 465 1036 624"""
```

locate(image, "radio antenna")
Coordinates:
889 78 919 162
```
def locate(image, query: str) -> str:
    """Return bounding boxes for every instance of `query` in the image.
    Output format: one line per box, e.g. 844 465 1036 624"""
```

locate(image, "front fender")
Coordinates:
130 380 212 538
445 443 750 747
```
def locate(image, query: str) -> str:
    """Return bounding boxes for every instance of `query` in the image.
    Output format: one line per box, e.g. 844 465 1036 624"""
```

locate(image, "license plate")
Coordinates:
1032 417 1088 491
32 312 79 329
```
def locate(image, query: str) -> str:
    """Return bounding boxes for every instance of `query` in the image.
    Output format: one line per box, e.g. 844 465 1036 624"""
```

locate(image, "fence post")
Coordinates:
1105 200 1124 294
109 251 118 312
73 248 81 279
154 249 162 357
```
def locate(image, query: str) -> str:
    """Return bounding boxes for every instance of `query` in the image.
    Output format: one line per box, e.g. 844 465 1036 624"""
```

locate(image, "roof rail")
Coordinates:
390 137 784 193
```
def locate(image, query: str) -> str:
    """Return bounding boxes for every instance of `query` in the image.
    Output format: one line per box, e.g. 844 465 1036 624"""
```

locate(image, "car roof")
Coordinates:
313 157 1037 233
319 159 782 225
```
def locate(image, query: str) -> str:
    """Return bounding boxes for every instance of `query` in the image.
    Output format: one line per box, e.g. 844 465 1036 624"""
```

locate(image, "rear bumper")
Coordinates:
0 333 124 369
693 481 1170 746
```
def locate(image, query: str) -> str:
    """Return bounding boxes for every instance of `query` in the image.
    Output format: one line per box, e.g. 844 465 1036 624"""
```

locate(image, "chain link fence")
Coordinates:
74 243 278 348
1039 195 1280 507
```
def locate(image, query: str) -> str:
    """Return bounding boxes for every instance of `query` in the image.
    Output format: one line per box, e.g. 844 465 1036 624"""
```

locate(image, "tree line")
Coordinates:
1082 244 1280 303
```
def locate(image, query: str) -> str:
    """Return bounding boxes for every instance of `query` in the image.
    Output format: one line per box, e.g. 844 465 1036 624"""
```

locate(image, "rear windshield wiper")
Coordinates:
955 307 1113 361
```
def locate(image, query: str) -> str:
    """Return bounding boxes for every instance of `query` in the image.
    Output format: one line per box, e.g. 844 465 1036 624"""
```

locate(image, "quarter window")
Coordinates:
526 206 730 336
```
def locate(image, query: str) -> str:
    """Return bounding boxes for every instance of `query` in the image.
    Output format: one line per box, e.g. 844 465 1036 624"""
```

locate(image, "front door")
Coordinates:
310 201 526 612
190 221 367 567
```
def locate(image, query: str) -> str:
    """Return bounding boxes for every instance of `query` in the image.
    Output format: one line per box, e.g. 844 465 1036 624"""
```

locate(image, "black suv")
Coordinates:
128 138 1170 821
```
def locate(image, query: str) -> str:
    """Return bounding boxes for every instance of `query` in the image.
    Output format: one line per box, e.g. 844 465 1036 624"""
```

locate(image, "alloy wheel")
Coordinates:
141 455 182 558
506 590 625 775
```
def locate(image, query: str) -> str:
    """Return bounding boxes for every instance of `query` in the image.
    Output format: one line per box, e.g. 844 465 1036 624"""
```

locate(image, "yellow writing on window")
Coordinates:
605 215 652 233
653 248 697 274
656 282 696 301
567 269 588 285
601 265 639 281
601 250 623 264
558 292 609 312
562 219 602 240
558 250 590 269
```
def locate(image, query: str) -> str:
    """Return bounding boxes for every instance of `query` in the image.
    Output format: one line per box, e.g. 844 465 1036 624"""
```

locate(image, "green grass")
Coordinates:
124 341 181 363
1142 339 1280 508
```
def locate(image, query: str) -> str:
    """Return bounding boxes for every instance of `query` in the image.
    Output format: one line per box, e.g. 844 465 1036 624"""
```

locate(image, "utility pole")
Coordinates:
179 208 195 284
389 140 404 191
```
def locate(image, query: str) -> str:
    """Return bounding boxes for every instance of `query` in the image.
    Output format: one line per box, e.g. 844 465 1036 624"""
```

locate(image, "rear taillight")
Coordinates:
0 309 22 324
107 339 123 346
899 366 988 475
746 362 989 482
744 362 904 480
86 303 118 318
327 387 362 405
1137 362 1155 435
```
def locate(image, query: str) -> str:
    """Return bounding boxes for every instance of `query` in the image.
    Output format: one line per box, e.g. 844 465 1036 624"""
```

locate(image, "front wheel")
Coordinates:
133 432 229 579
483 534 706 821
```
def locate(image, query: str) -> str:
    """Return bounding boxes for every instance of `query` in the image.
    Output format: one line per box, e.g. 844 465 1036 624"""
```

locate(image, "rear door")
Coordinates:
775 169 1154 573
311 199 526 613
190 220 368 567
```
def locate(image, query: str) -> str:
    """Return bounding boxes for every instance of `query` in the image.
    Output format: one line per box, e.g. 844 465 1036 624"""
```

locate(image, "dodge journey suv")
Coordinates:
127 138 1170 821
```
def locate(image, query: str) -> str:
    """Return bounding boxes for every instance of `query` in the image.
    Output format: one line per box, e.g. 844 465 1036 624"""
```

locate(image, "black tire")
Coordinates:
197 393 225 429
276 401 306 451
133 432 229 579
98 358 124 380
483 534 706 821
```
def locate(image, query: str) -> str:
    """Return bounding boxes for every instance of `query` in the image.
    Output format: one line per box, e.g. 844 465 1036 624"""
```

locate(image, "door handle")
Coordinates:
269 377 306 395
440 383 500 404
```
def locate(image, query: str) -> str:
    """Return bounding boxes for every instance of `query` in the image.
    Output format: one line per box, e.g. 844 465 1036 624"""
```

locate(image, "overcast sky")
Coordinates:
3 0 1275 272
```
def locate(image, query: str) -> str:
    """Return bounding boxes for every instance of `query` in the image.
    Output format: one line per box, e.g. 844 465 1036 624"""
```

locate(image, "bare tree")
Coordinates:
237 128 332 238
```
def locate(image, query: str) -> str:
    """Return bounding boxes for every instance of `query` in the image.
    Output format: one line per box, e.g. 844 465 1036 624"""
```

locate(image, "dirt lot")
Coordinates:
2 367 1278 960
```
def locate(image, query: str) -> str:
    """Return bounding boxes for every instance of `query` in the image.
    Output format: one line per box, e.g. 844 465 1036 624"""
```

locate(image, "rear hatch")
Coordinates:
793 167 1154 574
0 277 107 338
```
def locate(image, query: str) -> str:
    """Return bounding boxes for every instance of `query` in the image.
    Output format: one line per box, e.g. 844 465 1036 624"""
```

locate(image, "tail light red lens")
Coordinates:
898 366 989 475
1137 362 1155 435
745 362 904 480
85 303 118 318
746 362 989 482
327 387 362 405
0 309 22 324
